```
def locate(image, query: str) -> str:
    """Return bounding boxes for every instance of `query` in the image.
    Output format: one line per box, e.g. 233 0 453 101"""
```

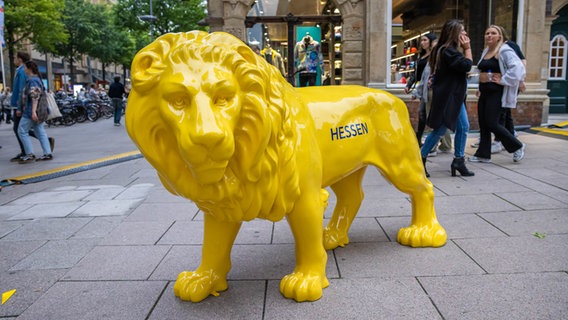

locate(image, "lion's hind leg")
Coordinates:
371 154 446 248
323 167 367 250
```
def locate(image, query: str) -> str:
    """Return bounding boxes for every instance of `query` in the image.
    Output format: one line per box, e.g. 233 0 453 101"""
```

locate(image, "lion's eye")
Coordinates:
215 96 229 106
214 92 234 106
169 94 189 109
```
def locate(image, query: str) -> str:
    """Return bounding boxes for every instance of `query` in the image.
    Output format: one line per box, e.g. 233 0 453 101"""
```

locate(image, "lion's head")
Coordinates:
126 31 304 221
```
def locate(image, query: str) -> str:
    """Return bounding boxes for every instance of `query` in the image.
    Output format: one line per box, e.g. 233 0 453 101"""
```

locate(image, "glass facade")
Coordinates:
246 0 342 86
389 0 520 86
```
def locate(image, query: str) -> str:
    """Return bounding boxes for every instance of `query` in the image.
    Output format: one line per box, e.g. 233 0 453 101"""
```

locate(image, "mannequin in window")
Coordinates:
261 44 286 76
294 33 324 87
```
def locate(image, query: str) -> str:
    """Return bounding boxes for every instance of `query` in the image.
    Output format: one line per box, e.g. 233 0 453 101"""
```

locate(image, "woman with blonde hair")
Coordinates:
469 25 526 163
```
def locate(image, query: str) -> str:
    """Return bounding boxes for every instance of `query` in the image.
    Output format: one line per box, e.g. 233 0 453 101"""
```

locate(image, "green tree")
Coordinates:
113 0 207 51
53 0 107 85
86 4 135 82
4 0 67 83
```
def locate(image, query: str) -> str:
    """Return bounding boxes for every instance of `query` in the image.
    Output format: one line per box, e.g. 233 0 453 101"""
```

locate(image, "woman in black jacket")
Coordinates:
420 19 474 177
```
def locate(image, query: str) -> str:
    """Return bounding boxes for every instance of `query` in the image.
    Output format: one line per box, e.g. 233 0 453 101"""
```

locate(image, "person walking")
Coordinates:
490 25 527 154
420 19 474 177
108 76 125 126
10 51 54 162
469 25 526 164
17 61 53 163
405 32 452 155
0 87 12 124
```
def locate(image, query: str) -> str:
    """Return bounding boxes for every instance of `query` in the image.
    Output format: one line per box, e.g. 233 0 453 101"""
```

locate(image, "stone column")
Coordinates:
335 0 365 85
366 0 389 88
222 0 255 41
206 0 225 33
521 0 551 124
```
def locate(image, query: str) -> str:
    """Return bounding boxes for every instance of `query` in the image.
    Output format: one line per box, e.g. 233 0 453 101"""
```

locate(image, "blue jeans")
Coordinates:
112 98 123 124
421 103 469 158
18 116 52 155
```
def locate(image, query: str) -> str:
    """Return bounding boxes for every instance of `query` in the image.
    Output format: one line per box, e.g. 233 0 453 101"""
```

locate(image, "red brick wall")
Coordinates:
403 99 543 131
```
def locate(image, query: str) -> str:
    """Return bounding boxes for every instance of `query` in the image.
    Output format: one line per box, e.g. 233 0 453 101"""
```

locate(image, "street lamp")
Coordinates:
139 0 157 41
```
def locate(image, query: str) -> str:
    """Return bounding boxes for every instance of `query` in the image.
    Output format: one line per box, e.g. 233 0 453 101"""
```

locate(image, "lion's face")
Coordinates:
157 61 243 184
127 31 302 220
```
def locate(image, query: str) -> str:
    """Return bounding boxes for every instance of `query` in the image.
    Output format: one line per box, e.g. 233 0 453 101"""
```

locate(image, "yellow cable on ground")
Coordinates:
530 127 568 137
548 120 568 128
2 151 142 185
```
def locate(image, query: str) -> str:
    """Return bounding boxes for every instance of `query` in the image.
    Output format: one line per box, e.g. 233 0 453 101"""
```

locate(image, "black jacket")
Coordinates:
108 81 125 99
428 46 472 131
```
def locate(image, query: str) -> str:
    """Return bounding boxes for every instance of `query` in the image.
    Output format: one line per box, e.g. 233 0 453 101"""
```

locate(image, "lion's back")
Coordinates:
297 85 410 133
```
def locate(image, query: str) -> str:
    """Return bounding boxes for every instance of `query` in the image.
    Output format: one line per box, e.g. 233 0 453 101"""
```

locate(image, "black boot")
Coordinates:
422 157 430 178
451 157 474 177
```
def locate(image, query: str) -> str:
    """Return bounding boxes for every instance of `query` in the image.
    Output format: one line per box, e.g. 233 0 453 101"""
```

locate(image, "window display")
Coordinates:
390 0 521 85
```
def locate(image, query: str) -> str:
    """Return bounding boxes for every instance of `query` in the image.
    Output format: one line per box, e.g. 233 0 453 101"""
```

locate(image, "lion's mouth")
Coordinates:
190 160 229 184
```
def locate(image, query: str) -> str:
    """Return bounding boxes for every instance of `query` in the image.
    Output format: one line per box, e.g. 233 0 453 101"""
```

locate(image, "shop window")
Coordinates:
389 0 520 86
548 35 567 80
245 0 341 86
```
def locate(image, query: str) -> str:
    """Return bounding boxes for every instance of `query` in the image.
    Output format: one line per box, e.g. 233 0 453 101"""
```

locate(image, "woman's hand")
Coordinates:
491 73 502 84
403 87 410 94
31 111 38 122
459 33 471 50
519 81 526 93
476 90 480 98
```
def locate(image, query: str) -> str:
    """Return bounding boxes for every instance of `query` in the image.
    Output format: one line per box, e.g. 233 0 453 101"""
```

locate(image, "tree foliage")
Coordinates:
54 0 103 63
113 0 207 51
4 0 67 51
3 0 207 84
4 0 68 81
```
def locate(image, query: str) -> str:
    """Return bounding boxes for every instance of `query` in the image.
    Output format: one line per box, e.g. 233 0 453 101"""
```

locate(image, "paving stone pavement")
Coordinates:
0 119 567 319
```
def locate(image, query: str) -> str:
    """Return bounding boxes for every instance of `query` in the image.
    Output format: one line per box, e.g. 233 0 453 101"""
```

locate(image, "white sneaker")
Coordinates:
491 141 503 154
468 156 491 163
470 138 480 148
513 143 526 162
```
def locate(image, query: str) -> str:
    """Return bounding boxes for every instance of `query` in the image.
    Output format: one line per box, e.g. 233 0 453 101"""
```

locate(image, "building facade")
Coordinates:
204 0 568 128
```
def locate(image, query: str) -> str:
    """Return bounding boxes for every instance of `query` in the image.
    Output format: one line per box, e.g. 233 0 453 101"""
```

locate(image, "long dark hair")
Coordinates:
419 33 437 57
429 19 464 72
24 60 40 76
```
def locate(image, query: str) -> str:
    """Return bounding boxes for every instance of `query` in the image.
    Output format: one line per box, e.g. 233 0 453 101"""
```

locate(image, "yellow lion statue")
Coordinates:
126 31 446 303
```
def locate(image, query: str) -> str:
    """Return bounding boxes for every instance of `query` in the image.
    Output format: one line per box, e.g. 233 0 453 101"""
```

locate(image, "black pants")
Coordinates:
13 112 38 155
494 108 515 142
4 107 12 122
298 73 317 87
474 85 522 159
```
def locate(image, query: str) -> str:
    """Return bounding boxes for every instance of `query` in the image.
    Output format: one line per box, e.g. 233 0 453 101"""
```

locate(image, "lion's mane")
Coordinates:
127 31 306 222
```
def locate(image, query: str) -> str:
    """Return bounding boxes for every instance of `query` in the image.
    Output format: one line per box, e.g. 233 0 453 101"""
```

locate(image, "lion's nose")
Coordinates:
190 98 225 147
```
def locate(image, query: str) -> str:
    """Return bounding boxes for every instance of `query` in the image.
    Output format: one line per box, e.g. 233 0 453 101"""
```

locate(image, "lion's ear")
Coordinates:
236 46 261 65
131 51 167 93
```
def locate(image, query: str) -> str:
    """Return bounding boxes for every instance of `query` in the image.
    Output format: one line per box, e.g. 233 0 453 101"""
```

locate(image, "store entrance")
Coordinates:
246 14 341 86
245 0 342 87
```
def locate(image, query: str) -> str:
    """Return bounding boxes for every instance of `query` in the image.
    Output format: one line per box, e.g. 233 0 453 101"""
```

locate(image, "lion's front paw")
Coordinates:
280 271 329 302
397 223 447 247
173 270 228 302
323 227 349 250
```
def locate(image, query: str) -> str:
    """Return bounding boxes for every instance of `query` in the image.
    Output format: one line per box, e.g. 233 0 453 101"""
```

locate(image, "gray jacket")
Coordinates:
478 43 525 108
414 62 431 103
